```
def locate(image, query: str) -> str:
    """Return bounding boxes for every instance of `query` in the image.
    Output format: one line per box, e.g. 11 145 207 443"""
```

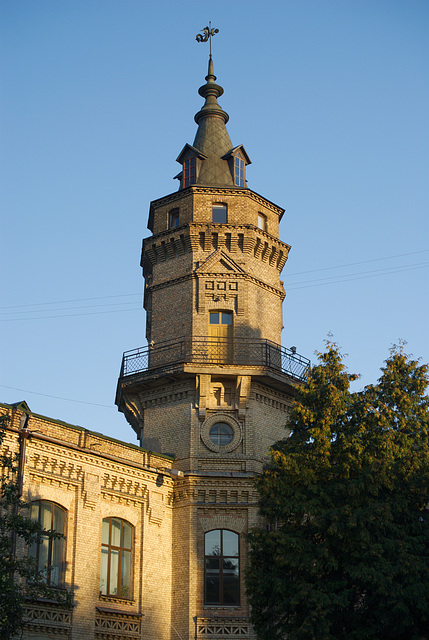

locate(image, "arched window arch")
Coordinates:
100 517 133 599
205 529 240 605
28 501 66 586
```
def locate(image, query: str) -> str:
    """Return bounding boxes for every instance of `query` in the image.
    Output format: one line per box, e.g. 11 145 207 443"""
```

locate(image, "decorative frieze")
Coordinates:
196 616 252 638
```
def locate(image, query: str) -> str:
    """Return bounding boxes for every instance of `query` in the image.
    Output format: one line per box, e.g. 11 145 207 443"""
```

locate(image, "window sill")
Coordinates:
99 595 135 606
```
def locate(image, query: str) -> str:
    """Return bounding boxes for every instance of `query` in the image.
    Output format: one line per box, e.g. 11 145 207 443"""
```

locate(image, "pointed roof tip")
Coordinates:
207 54 215 81
195 54 228 126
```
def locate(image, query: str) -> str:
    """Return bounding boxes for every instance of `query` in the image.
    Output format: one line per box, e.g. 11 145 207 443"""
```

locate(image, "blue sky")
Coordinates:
1 0 428 442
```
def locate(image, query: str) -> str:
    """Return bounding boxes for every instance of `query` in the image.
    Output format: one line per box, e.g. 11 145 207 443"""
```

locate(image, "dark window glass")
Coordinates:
209 312 219 324
212 204 227 223
28 501 66 586
234 156 245 187
205 530 239 605
169 208 180 229
183 157 196 187
209 423 234 446
100 518 133 599
221 312 232 325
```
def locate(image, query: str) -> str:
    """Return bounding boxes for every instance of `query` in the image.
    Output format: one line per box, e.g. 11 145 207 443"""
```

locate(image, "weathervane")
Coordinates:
196 22 219 56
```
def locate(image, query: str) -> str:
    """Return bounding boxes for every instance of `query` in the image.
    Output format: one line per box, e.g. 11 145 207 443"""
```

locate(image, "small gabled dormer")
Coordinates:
175 144 207 190
222 146 251 188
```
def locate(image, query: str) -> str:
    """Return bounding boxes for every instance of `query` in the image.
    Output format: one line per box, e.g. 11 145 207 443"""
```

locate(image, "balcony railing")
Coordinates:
119 337 310 382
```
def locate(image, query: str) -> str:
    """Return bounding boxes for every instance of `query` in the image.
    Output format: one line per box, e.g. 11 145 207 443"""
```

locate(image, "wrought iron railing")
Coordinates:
119 336 310 382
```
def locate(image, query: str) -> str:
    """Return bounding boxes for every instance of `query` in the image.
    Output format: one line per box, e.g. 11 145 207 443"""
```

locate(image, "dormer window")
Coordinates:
183 157 196 187
168 208 180 229
234 155 245 187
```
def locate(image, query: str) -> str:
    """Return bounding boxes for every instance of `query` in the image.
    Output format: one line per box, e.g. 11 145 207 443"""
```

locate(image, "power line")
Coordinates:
0 300 140 316
287 249 429 277
287 262 429 290
0 384 114 408
0 307 141 321
0 293 141 311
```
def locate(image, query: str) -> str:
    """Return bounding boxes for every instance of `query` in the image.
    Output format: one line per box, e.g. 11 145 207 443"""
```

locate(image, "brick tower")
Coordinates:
116 54 309 639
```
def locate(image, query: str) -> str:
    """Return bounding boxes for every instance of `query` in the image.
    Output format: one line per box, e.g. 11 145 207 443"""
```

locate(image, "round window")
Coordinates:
209 423 234 446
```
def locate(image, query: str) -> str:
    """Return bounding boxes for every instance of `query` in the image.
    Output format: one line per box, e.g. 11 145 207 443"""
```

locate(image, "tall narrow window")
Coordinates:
205 529 239 605
168 208 180 229
212 204 227 224
258 213 267 232
234 155 245 187
100 518 133 599
183 157 196 187
28 501 66 586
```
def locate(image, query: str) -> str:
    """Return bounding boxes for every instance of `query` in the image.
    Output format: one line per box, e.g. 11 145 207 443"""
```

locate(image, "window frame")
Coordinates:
183 157 196 187
234 155 245 187
204 529 240 606
28 500 67 587
100 517 134 600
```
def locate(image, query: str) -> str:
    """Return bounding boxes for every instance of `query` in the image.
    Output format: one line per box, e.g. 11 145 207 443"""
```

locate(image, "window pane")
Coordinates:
205 574 220 604
51 537 64 586
109 549 119 595
205 530 221 556
205 558 220 604
53 506 65 535
38 536 50 575
122 522 132 550
209 312 219 325
41 502 53 530
100 548 108 594
222 530 239 557
30 502 39 522
111 519 121 546
212 204 227 223
121 550 131 598
221 312 232 325
102 519 110 544
223 560 240 604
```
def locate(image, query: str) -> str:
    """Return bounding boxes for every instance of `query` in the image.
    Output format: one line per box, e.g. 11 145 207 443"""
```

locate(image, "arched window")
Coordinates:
205 529 239 605
100 517 133 599
28 501 66 586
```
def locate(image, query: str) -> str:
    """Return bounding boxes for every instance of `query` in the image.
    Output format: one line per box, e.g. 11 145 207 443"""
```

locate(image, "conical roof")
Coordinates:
176 56 250 189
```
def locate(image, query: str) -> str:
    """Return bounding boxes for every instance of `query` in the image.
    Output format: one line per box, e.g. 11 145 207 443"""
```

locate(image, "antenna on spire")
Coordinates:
196 22 219 56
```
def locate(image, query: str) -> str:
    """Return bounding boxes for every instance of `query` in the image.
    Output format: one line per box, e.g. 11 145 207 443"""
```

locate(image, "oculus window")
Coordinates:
234 156 245 187
209 422 234 446
100 518 133 599
28 501 66 587
212 204 227 224
183 157 196 187
205 529 239 605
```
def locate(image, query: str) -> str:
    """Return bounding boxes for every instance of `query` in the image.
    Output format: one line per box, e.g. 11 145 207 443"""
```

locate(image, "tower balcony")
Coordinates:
117 336 310 391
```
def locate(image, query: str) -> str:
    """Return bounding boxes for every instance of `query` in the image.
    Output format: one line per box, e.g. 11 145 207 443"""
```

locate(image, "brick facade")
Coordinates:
2 55 310 640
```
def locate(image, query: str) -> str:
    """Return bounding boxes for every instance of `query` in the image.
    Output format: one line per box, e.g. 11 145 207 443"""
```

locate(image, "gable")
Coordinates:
195 249 246 276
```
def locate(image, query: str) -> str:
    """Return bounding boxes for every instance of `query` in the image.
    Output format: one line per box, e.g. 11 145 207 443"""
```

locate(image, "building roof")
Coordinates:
176 55 251 189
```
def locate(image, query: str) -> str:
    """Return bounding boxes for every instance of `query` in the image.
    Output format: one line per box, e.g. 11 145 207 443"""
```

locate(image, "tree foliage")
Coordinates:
0 413 72 639
246 343 429 640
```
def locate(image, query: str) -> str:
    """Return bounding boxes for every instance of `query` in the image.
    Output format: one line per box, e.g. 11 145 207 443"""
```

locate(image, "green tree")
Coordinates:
0 413 72 639
246 344 429 640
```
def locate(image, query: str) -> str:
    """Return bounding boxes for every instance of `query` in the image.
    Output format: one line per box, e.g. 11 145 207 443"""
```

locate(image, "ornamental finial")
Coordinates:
196 22 219 56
